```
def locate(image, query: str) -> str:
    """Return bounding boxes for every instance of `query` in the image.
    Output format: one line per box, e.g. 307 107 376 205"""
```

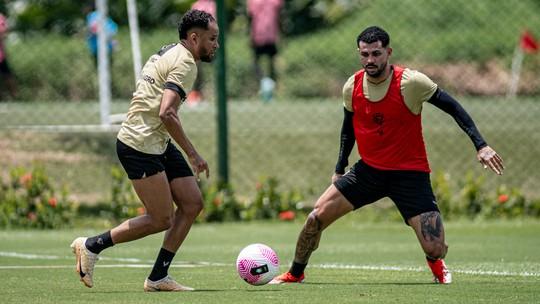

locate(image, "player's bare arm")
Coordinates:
160 88 209 178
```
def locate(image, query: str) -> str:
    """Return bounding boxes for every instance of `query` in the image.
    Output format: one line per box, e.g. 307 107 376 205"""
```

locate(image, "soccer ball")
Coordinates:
236 243 280 285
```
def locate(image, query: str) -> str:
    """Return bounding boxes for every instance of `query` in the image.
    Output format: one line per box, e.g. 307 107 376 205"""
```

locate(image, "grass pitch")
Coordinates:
1 217 539 304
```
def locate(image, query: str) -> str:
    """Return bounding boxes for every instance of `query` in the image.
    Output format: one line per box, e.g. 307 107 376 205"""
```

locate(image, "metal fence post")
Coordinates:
96 0 111 126
215 0 229 187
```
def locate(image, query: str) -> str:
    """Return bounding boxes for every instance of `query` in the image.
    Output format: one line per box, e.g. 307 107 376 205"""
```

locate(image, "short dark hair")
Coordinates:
356 26 390 47
178 9 215 40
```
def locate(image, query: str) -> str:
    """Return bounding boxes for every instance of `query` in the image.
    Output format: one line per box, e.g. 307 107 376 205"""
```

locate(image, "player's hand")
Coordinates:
188 152 209 180
476 146 504 175
332 173 343 183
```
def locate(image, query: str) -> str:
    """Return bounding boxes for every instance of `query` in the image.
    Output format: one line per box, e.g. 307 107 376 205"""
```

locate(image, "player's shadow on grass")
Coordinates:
86 288 284 293
189 289 282 293
304 282 433 286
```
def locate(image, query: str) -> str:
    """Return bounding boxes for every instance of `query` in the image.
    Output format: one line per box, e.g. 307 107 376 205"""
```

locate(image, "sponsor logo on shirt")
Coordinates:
143 75 155 84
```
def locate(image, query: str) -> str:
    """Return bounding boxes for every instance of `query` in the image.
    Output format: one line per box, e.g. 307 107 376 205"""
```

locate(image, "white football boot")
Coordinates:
143 275 194 292
70 237 99 288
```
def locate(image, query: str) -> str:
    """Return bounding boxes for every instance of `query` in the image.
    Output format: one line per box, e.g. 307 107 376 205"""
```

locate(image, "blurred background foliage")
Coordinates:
0 0 539 219
2 0 353 35
1 0 539 101
3 164 539 228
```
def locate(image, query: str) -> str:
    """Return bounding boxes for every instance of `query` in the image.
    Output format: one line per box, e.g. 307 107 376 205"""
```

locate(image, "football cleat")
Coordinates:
70 237 99 288
268 272 305 284
143 275 195 292
426 258 452 284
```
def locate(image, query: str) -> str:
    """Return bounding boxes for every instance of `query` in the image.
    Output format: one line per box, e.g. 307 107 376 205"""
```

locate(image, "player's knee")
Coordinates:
306 210 321 227
151 214 173 232
184 198 204 220
312 202 330 222
305 211 322 234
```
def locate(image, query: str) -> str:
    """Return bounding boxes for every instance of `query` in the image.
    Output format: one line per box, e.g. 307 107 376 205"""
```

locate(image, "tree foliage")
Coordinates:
4 0 353 36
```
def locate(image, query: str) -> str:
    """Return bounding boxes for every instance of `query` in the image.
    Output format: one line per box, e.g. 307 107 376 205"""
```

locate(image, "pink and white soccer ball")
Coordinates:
236 243 280 285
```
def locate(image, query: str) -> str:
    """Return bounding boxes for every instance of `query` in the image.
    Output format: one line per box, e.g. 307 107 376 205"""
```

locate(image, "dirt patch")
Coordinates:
2 149 95 165
1 133 111 204
0 133 102 179
0 131 102 165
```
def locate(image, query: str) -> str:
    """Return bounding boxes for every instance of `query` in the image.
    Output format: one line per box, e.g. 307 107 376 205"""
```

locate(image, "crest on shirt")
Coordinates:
373 112 384 135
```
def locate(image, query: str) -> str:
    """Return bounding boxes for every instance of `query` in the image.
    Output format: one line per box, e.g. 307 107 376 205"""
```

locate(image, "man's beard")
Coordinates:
364 62 386 78
200 51 215 63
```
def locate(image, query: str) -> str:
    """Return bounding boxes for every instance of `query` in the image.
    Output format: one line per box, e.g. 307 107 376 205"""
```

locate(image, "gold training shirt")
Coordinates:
342 67 437 115
117 43 197 154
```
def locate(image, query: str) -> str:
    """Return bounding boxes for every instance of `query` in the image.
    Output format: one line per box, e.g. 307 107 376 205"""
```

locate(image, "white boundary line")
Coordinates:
1 251 539 277
314 263 540 278
0 251 228 267
0 264 207 269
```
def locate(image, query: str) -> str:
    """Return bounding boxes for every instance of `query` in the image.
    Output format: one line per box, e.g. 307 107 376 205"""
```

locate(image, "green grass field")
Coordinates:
1 218 539 303
1 97 538 203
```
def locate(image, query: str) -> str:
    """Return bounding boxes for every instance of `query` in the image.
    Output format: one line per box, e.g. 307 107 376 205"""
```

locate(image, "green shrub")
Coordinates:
431 170 540 220
199 183 243 222
243 177 307 221
432 171 455 220
74 169 540 223
485 185 540 219
109 165 141 219
4 164 538 227
458 172 489 218
77 165 140 222
0 165 76 228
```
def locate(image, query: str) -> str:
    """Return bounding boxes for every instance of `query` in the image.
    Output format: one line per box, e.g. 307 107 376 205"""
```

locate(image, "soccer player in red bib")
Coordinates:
271 26 504 285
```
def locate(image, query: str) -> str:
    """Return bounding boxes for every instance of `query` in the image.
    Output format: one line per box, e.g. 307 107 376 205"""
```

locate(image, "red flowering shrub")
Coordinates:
0 166 76 228
279 210 296 221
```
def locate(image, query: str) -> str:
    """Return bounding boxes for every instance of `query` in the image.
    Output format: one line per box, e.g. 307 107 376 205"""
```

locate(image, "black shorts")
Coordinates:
0 59 12 75
116 139 193 181
253 43 278 57
334 160 439 223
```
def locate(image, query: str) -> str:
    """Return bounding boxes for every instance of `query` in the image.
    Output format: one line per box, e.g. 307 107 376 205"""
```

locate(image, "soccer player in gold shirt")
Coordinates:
71 9 218 292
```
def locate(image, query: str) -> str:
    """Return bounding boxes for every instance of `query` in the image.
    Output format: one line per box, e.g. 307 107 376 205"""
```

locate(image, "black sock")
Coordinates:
426 256 438 262
289 261 307 277
85 231 114 254
148 248 176 281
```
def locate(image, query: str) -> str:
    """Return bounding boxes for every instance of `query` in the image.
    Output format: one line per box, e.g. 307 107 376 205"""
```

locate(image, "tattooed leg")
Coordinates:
420 211 442 241
410 211 448 259
288 184 354 276
293 211 323 264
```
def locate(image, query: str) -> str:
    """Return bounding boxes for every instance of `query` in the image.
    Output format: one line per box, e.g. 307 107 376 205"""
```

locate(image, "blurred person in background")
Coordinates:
0 12 17 100
71 10 219 292
84 3 118 67
271 26 504 285
247 0 283 101
186 0 216 105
